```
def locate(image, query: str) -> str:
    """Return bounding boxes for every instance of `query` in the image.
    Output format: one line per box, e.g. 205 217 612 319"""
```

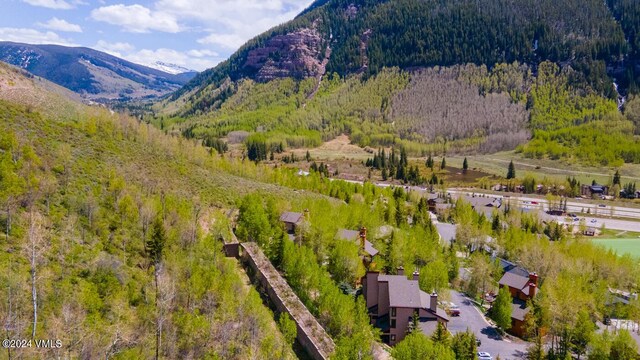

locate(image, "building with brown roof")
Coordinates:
280 211 305 234
498 266 538 337
362 271 449 345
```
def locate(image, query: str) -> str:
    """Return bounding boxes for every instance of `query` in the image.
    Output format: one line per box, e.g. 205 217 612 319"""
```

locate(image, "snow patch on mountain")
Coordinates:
147 61 195 75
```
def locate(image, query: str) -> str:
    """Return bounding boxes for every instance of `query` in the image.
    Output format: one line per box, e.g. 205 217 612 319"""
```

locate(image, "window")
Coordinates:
391 307 396 317
390 319 396 328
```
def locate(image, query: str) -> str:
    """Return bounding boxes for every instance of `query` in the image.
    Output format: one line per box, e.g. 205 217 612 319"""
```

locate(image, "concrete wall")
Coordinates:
240 242 335 360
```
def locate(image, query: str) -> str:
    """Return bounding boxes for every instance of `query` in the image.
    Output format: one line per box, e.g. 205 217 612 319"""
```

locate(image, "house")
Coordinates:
336 228 379 265
279 211 306 234
581 184 609 198
362 270 449 345
428 197 452 217
498 267 539 337
462 195 500 219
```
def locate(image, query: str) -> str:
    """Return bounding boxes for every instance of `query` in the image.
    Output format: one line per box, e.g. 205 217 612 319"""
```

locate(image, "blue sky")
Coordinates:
0 0 315 71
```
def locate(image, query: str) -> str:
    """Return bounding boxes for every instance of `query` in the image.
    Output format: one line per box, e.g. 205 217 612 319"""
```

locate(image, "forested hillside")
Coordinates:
0 63 299 359
148 0 640 168
174 0 629 110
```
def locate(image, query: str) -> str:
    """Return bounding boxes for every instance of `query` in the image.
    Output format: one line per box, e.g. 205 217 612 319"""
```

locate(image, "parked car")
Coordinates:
590 219 597 223
449 304 461 316
598 204 607 208
478 352 493 360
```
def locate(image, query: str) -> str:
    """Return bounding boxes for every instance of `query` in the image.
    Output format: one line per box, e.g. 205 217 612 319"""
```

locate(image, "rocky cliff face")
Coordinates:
243 27 326 82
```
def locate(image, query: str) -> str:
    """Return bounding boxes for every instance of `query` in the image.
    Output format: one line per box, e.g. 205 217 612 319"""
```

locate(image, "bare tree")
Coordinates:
24 211 47 339
391 67 530 153
155 267 175 360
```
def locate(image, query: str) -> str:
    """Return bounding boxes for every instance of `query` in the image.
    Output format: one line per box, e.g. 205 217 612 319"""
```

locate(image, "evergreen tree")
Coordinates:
613 170 621 186
507 160 516 179
147 216 166 265
441 157 446 170
463 157 468 173
451 329 478 360
431 321 450 346
426 155 434 170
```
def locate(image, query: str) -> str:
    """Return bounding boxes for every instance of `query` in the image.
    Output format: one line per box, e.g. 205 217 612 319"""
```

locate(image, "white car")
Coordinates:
478 352 493 360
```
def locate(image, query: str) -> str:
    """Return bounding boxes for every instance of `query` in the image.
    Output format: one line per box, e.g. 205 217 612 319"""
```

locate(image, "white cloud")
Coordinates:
125 48 222 71
155 0 313 51
93 40 135 57
186 49 219 58
37 18 82 33
21 0 73 9
197 33 245 49
91 4 181 33
0 27 76 46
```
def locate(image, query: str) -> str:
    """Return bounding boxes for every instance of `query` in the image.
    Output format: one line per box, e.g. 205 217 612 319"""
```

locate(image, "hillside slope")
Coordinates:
0 42 196 102
153 0 640 167
173 0 631 107
0 62 300 359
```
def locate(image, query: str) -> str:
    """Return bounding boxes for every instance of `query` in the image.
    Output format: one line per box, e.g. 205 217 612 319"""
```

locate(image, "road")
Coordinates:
447 189 640 221
447 190 640 232
337 180 640 231
449 291 529 360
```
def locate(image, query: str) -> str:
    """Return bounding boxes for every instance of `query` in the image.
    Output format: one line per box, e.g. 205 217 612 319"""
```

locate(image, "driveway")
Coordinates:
449 291 529 359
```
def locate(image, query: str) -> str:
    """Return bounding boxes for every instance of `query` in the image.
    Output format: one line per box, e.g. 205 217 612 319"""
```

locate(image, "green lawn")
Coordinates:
591 238 640 258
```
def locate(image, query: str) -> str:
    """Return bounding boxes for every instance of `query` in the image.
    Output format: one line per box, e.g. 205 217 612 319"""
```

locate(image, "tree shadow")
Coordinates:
480 326 503 340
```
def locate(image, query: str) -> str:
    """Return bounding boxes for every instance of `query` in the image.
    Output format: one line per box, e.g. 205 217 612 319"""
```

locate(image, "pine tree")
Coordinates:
463 157 468 173
613 170 621 186
426 155 434 170
441 157 446 170
506 160 516 179
147 217 166 266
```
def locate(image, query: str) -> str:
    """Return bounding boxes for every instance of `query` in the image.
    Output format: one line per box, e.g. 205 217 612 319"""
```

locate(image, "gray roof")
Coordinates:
336 229 379 257
435 223 457 244
499 268 530 291
496 258 516 272
379 275 422 308
418 319 440 335
511 299 530 321
419 291 449 321
463 195 494 209
280 212 304 224
336 229 359 241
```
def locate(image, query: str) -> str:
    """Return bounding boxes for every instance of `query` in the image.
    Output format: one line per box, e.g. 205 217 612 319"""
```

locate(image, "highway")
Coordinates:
338 179 640 232
447 189 640 221
447 189 640 232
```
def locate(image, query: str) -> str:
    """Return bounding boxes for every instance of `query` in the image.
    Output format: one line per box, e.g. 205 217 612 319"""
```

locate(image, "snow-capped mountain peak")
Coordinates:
148 61 195 75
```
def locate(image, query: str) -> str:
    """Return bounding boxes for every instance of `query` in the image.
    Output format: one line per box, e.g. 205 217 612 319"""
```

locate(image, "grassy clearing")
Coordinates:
591 238 640 258
447 152 640 185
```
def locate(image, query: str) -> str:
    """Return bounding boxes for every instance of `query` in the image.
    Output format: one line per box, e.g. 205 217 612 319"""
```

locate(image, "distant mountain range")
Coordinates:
0 41 197 102
149 61 196 75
